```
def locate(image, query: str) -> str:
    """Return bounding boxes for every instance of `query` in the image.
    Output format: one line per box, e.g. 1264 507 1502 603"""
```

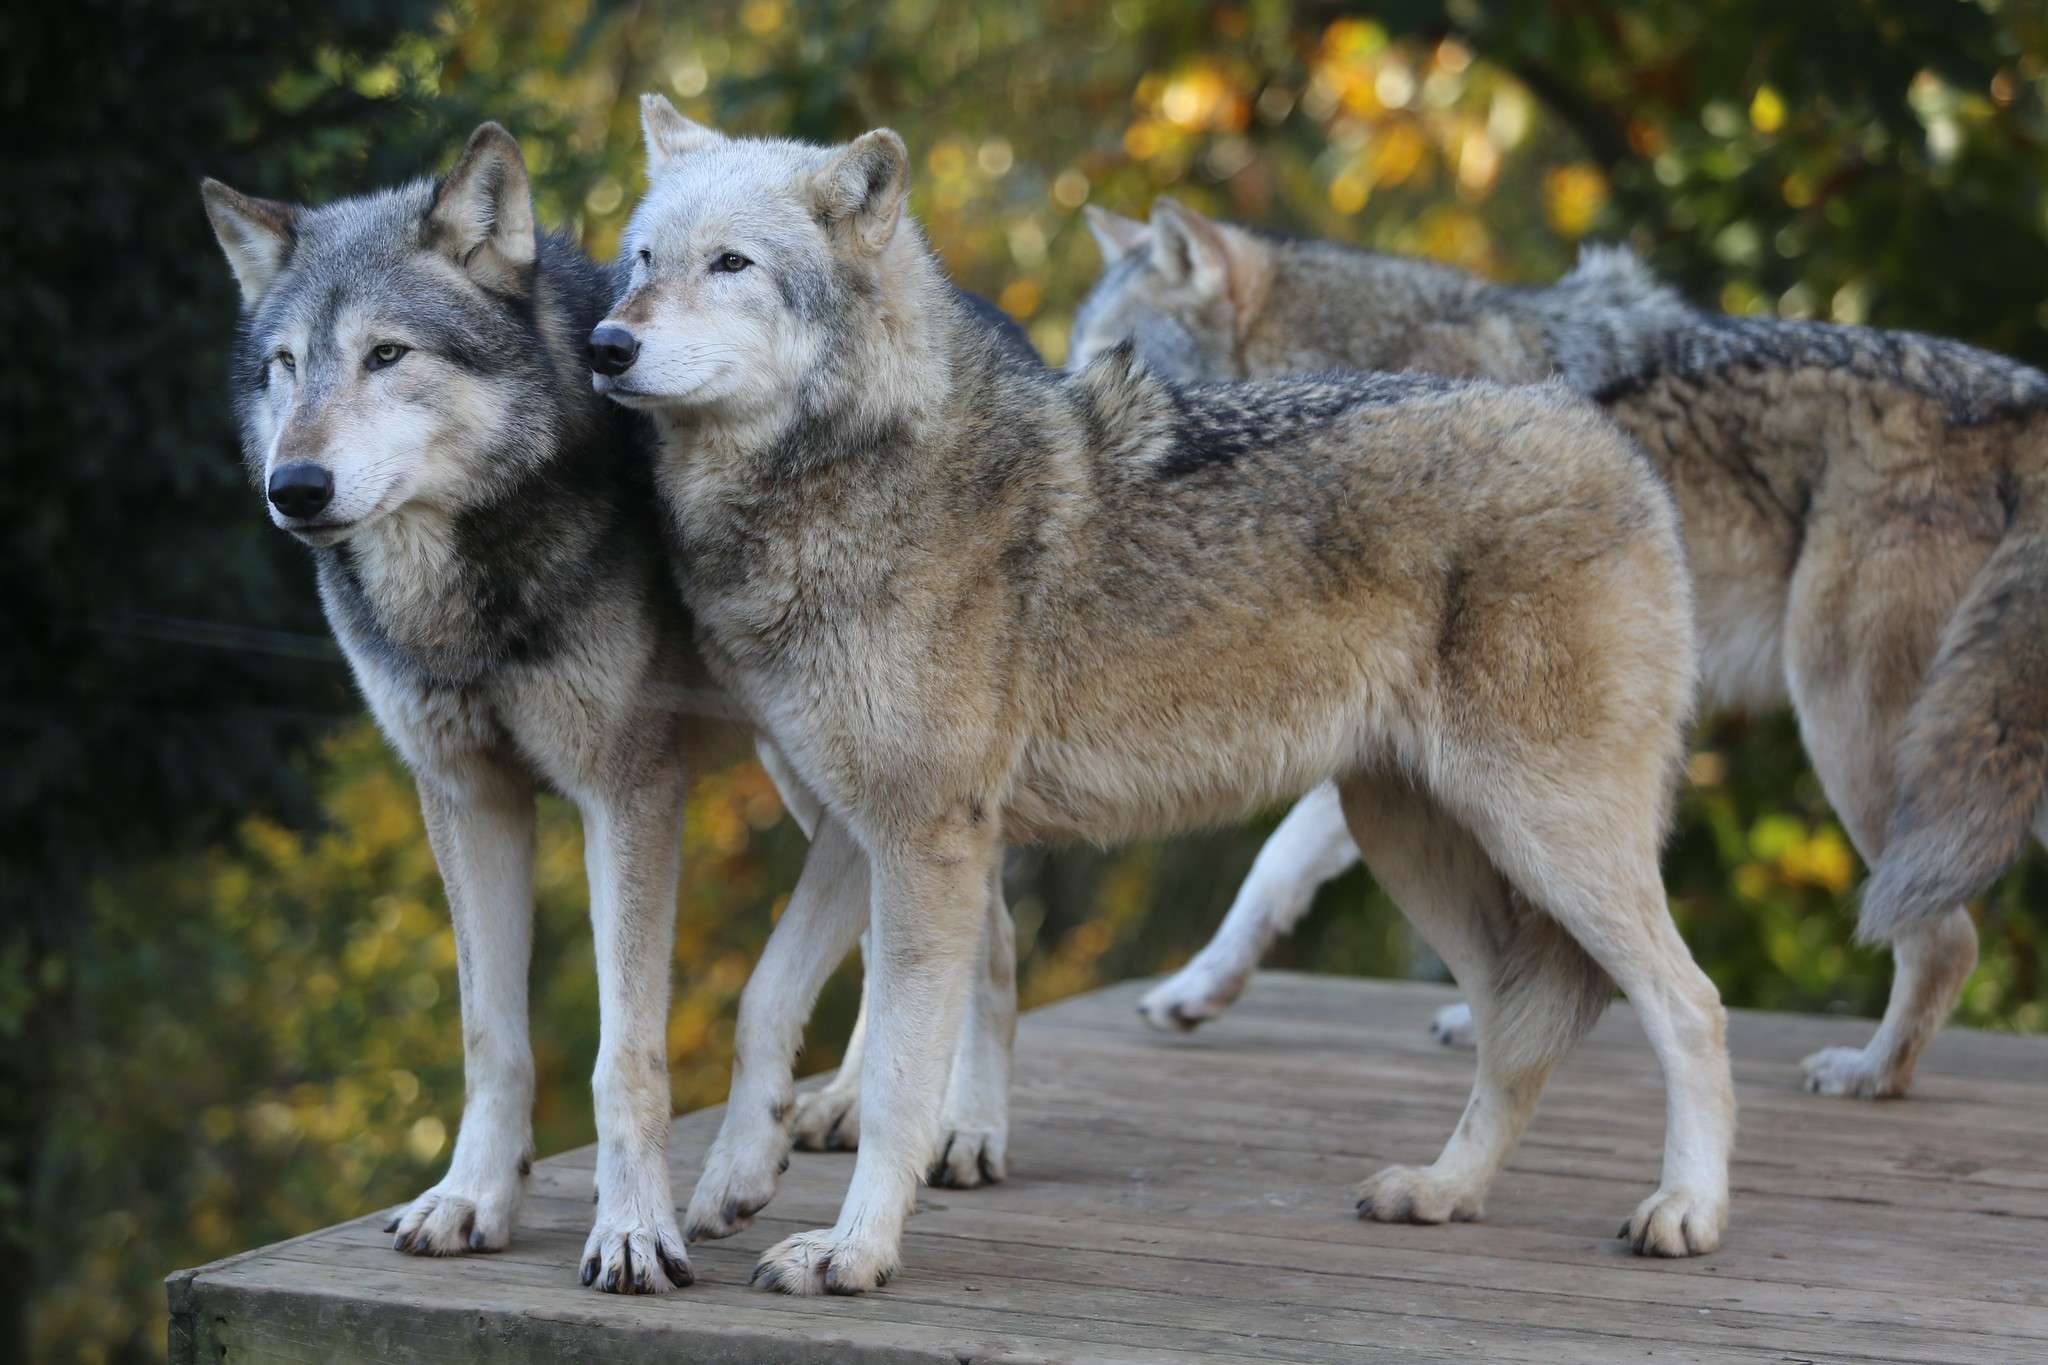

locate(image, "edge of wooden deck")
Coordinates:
166 972 2048 1365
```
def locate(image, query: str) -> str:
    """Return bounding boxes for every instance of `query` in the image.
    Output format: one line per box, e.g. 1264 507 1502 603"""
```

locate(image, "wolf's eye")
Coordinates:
711 252 751 274
365 343 409 371
275 349 296 373
637 247 653 268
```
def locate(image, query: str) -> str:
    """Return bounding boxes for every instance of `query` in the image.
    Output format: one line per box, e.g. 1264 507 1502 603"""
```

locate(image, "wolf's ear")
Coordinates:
811 129 909 254
200 179 297 307
426 122 536 291
641 93 720 171
1083 205 1149 265
1148 197 1231 294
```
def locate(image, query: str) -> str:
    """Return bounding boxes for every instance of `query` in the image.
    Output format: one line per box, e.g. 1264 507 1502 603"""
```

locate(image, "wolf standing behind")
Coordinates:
1076 202 2048 1099
597 94 1731 1293
202 126 707 1293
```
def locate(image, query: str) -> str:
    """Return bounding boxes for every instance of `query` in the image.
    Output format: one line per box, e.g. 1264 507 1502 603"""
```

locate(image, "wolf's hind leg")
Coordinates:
1469 782 1733 1257
1788 527 1987 1098
390 766 537 1258
1802 909 1978 1098
1336 775 1606 1228
1138 782 1359 1032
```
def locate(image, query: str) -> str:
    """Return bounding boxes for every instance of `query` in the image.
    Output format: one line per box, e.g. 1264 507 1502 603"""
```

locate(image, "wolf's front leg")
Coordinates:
788 950 868 1151
684 815 870 1241
579 773 694 1293
931 877 1016 1188
754 818 996 1295
795 882 1017 1186
389 769 537 1257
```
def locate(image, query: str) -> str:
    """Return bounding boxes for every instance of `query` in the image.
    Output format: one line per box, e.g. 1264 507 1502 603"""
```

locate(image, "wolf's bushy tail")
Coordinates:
1857 490 2048 943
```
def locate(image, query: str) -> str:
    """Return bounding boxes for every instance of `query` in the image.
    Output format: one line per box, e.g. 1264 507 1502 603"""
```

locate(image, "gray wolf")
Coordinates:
204 125 712 1294
1075 200 2048 1099
595 94 1733 1293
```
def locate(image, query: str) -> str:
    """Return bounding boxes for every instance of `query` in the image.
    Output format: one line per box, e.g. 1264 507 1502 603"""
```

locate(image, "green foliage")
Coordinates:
8 1 2045 1359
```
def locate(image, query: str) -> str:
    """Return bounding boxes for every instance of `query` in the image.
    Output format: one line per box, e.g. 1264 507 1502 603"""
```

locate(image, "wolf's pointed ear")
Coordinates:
1082 205 1149 265
641 93 720 171
811 129 909 254
1148 197 1230 293
427 122 536 291
200 179 297 307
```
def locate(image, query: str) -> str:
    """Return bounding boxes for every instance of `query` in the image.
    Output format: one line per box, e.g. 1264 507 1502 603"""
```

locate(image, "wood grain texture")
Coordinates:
168 973 2048 1364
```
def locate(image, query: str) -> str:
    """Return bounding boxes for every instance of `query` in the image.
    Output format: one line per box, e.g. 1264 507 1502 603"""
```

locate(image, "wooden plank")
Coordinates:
170 974 2048 1364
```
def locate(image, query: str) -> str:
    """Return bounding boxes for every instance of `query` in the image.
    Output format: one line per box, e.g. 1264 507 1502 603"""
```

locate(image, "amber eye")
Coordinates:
711 252 751 273
275 349 296 373
365 343 409 371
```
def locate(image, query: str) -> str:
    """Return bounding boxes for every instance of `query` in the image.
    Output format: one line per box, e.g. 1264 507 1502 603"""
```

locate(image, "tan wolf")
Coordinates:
1073 200 2048 1100
591 95 1734 1293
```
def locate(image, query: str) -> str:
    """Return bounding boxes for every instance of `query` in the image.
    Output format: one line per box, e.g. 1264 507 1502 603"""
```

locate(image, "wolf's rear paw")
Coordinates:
751 1228 896 1296
685 1131 787 1242
1136 961 1246 1033
929 1126 1008 1189
1801 1044 1907 1099
1353 1164 1484 1225
790 1083 861 1151
1619 1188 1725 1257
1428 1001 1476 1049
387 1175 522 1256
580 1208 692 1294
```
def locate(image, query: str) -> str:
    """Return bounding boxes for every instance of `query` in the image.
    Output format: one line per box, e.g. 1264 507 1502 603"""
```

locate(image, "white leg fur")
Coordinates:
753 820 995 1295
686 815 870 1241
793 887 1017 1186
931 876 1017 1188
1429 1001 1477 1048
1802 908 1978 1098
1337 778 1569 1228
577 774 695 1293
1138 782 1359 1031
1465 788 1734 1257
389 771 537 1257
788 945 869 1152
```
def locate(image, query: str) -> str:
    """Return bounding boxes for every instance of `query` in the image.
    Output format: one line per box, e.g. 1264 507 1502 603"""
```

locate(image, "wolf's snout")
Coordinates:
588 324 641 376
268 462 335 520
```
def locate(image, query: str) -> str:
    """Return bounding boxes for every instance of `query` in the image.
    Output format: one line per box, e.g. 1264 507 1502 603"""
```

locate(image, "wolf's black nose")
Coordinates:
268 462 334 520
588 324 640 376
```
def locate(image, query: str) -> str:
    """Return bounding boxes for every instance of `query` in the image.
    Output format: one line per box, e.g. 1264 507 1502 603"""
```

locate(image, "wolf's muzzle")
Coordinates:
588 324 641 376
268 462 335 520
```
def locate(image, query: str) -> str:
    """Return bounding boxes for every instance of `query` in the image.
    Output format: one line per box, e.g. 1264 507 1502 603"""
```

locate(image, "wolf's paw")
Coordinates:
1136 960 1247 1033
929 1125 1008 1189
1801 1045 1906 1099
1619 1188 1725 1257
1353 1165 1484 1225
386 1174 522 1256
790 1083 861 1151
750 1228 896 1296
684 1131 788 1242
580 1208 692 1294
1428 1002 1476 1049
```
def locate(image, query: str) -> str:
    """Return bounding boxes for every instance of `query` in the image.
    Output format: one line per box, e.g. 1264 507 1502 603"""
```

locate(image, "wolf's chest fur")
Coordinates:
315 492 677 793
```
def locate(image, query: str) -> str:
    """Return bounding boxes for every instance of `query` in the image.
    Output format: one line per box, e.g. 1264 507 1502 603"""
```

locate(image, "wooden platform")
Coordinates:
168 973 2048 1364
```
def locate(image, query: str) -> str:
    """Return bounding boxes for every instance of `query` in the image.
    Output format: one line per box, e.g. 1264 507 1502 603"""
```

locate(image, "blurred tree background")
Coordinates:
6 0 2045 1358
